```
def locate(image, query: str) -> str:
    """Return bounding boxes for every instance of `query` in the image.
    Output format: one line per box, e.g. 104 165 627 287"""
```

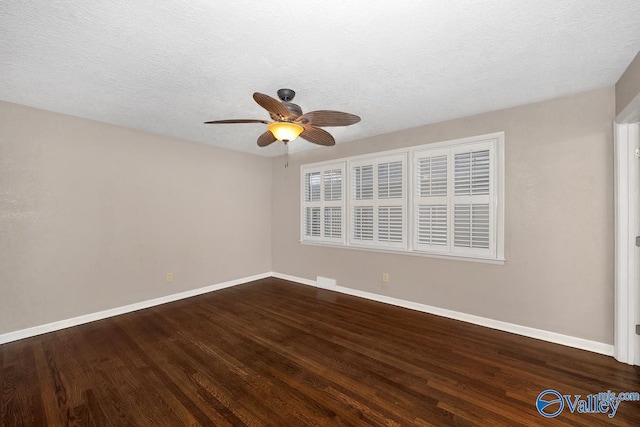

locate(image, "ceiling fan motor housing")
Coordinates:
277 88 295 101
277 89 302 117
284 102 302 116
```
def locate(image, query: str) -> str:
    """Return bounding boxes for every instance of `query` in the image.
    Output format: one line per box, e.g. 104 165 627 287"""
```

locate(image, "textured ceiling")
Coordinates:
1 1 640 157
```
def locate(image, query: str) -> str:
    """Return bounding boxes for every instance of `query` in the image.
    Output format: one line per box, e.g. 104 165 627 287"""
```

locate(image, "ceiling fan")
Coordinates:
204 89 361 147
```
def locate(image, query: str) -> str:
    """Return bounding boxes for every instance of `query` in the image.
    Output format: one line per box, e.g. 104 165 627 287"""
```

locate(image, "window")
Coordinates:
300 132 504 263
413 141 496 258
414 148 449 253
350 155 407 249
301 163 346 244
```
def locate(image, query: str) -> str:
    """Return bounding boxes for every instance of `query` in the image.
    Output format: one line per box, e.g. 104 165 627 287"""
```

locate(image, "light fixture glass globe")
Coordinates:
268 122 304 143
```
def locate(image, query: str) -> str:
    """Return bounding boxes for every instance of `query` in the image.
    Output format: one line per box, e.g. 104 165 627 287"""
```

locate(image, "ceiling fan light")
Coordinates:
268 122 304 143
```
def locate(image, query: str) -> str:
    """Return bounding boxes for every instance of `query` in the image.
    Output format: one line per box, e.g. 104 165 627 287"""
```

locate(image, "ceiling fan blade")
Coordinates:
253 92 293 120
295 110 361 127
300 126 335 146
257 130 277 147
204 119 270 124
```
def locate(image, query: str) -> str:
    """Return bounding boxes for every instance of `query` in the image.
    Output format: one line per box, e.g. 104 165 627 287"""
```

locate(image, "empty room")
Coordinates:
2 1 640 425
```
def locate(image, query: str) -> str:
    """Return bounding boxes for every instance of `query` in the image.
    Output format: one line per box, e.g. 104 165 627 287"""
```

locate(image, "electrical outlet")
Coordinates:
382 273 389 283
166 273 174 282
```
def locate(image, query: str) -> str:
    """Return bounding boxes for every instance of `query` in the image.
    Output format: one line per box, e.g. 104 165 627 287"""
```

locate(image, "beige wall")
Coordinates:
272 87 615 344
0 87 617 344
0 101 272 335
616 51 640 117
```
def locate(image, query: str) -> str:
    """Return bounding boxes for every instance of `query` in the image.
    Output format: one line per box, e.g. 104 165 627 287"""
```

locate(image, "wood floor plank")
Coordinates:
0 348 3 424
1 365 21 426
1 278 639 426
192 306 412 424
172 311 381 427
112 318 259 426
233 292 540 424
20 346 47 427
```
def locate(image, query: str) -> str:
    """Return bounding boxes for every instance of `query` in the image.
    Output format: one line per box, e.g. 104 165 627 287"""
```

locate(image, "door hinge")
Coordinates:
636 324 640 335
636 236 640 247
635 148 640 158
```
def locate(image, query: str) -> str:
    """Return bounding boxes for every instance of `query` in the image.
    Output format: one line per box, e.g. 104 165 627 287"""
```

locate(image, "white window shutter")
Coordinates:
378 206 403 242
378 160 403 199
322 168 343 241
417 205 448 246
324 207 342 239
352 206 374 241
304 206 321 237
305 172 321 202
301 164 345 244
454 150 490 196
351 162 376 244
350 155 407 249
353 165 374 200
303 170 322 239
451 143 494 256
413 149 449 252
376 158 406 248
324 169 342 201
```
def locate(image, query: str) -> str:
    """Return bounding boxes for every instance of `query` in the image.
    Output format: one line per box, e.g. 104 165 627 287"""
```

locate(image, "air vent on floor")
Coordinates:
316 276 337 290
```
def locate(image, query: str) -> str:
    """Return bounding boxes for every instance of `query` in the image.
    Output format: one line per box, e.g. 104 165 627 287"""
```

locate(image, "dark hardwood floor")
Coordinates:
1 277 639 426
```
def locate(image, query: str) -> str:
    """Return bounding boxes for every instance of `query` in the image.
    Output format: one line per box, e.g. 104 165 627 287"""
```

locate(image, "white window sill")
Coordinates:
299 240 505 265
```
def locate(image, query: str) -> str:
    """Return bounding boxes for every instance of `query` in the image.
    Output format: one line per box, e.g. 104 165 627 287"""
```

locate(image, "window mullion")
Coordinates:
373 161 379 246
447 147 454 253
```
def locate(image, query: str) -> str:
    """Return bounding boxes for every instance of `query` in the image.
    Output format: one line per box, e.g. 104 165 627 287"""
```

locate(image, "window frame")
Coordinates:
348 154 408 250
299 132 505 264
413 146 450 254
300 162 347 245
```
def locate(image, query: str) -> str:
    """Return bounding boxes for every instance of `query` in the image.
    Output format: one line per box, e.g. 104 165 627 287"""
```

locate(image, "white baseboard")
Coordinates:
1 271 615 358
271 272 614 357
271 272 317 287
0 272 271 345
